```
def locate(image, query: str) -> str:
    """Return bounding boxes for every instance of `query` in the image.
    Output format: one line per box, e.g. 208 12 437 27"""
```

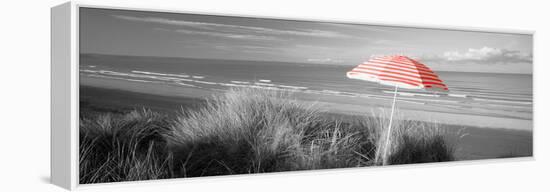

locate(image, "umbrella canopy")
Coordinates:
346 55 448 91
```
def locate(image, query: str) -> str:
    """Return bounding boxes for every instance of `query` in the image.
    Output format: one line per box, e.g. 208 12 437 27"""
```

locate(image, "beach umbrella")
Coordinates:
346 55 448 165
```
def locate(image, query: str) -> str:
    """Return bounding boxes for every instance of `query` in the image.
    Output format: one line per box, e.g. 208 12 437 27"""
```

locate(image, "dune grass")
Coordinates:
79 109 174 183
79 88 454 184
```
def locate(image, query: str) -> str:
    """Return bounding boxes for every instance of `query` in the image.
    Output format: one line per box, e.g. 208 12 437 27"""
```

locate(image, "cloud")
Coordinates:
173 29 281 41
213 44 280 51
113 15 352 38
306 58 344 64
320 22 396 34
438 47 532 64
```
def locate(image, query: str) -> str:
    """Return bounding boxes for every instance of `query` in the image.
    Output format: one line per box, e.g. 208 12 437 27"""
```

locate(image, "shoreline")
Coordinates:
81 76 532 131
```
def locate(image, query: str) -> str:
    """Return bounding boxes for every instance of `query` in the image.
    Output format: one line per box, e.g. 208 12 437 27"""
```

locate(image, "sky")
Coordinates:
80 8 533 74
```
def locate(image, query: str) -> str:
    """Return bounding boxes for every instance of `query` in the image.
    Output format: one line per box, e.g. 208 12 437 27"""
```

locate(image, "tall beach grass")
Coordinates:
79 88 454 184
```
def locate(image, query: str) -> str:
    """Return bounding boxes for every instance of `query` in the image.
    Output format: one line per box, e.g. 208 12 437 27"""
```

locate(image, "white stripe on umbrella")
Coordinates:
346 55 448 165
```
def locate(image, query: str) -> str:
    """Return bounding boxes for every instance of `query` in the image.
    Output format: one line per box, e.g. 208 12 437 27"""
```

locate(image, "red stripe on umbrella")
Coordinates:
348 56 448 91
357 63 441 79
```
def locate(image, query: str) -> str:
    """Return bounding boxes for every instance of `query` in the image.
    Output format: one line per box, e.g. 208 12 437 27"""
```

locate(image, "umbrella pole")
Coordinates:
382 84 398 165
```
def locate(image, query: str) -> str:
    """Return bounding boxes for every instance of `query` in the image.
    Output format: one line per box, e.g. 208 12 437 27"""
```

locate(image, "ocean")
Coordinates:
79 54 533 129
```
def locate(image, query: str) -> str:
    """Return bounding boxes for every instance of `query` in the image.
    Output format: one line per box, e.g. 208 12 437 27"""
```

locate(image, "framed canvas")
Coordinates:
51 1 534 190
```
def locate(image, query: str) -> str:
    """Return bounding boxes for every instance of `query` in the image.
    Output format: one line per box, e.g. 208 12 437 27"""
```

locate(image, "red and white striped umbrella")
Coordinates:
347 55 448 91
346 55 448 165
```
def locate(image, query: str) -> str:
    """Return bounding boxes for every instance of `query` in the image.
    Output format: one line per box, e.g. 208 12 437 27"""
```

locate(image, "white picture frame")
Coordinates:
51 1 534 190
